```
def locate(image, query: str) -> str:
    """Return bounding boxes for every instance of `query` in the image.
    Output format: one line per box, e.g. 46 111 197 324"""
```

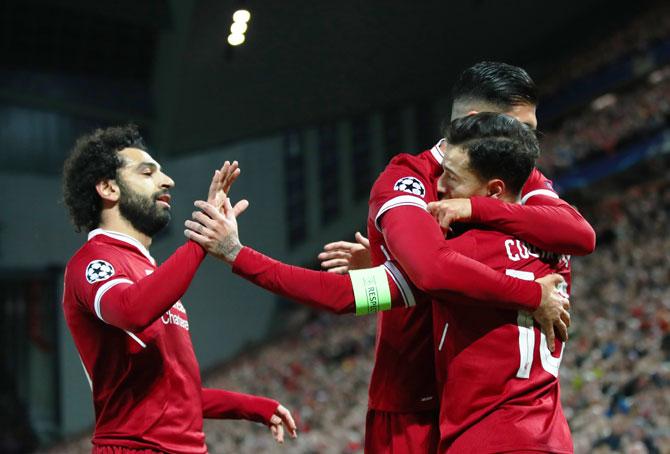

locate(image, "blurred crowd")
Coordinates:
538 67 670 175
533 0 670 175
563 169 670 454
540 1 670 96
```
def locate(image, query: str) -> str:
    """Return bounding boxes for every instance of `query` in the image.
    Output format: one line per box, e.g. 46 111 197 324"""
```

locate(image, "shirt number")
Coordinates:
506 269 565 379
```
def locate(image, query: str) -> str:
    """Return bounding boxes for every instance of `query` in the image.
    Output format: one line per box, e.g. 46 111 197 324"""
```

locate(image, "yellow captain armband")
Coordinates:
349 266 392 316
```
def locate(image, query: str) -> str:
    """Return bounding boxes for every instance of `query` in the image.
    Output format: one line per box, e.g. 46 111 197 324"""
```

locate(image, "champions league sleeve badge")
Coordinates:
85 260 115 284
393 176 426 197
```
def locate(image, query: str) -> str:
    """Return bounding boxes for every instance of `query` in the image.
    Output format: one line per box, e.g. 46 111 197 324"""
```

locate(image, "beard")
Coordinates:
117 178 171 237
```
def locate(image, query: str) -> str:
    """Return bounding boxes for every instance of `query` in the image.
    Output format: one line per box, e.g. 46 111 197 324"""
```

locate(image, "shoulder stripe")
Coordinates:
521 189 559 205
383 260 416 308
375 195 428 231
93 278 134 323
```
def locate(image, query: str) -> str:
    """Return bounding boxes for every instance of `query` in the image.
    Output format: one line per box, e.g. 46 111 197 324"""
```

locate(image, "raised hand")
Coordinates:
206 160 244 213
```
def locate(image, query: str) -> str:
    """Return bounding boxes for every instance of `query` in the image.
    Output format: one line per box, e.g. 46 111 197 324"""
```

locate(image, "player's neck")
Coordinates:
502 194 520 204
98 211 153 249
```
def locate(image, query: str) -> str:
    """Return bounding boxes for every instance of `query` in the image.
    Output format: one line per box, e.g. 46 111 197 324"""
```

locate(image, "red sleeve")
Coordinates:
201 388 278 424
98 241 206 331
232 246 405 314
380 206 541 311
470 196 596 255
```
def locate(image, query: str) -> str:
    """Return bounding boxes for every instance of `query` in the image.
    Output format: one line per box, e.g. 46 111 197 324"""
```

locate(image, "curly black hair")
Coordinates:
62 124 146 232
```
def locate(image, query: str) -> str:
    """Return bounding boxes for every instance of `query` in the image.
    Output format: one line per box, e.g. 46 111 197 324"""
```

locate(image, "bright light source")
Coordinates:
230 22 248 34
233 9 251 23
227 33 246 46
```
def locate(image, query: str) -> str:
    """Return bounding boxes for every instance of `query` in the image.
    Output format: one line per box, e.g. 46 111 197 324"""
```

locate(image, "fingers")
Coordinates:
270 422 284 443
554 319 569 344
323 241 357 252
191 210 218 231
426 201 440 214
185 218 207 233
221 194 234 216
276 405 298 438
319 251 353 261
542 322 556 353
326 266 349 274
184 228 209 245
194 200 226 222
207 169 222 204
221 161 240 194
232 199 249 217
320 258 351 269
560 307 571 330
355 232 370 248
439 213 456 231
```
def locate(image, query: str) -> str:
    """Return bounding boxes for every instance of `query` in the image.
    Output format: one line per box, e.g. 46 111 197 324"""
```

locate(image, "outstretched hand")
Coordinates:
317 232 372 274
206 160 243 211
185 194 249 263
268 404 298 444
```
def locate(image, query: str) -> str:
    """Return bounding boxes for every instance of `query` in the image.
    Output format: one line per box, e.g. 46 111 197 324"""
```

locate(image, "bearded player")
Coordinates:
61 125 296 453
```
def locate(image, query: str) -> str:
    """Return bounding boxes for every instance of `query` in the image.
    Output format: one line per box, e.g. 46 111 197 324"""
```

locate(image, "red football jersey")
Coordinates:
63 229 207 453
432 229 572 453
366 143 444 412
365 140 571 415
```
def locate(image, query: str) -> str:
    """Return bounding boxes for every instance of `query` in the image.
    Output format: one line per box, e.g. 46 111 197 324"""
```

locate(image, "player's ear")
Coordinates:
96 178 120 203
486 179 505 199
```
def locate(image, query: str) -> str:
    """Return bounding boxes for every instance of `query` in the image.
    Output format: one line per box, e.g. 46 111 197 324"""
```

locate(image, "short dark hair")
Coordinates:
451 61 538 118
62 125 146 232
445 112 539 195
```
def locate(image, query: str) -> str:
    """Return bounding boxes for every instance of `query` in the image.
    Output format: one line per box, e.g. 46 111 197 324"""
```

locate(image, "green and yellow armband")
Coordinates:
349 266 392 316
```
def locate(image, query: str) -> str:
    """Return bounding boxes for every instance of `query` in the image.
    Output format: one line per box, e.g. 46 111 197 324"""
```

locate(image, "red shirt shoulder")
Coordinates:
369 148 442 230
521 168 559 204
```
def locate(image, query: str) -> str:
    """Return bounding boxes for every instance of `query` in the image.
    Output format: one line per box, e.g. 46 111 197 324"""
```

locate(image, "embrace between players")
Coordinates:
62 62 595 453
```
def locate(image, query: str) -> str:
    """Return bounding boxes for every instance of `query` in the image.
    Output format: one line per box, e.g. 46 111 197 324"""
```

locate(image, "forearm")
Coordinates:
202 388 278 424
382 206 540 311
232 246 405 315
100 241 206 331
470 196 596 255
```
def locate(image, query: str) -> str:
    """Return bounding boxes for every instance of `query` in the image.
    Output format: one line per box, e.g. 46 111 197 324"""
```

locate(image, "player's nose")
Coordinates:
160 172 175 189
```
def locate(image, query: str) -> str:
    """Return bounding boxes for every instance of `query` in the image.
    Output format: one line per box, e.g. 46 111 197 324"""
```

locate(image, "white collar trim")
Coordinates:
88 228 156 265
430 138 445 164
